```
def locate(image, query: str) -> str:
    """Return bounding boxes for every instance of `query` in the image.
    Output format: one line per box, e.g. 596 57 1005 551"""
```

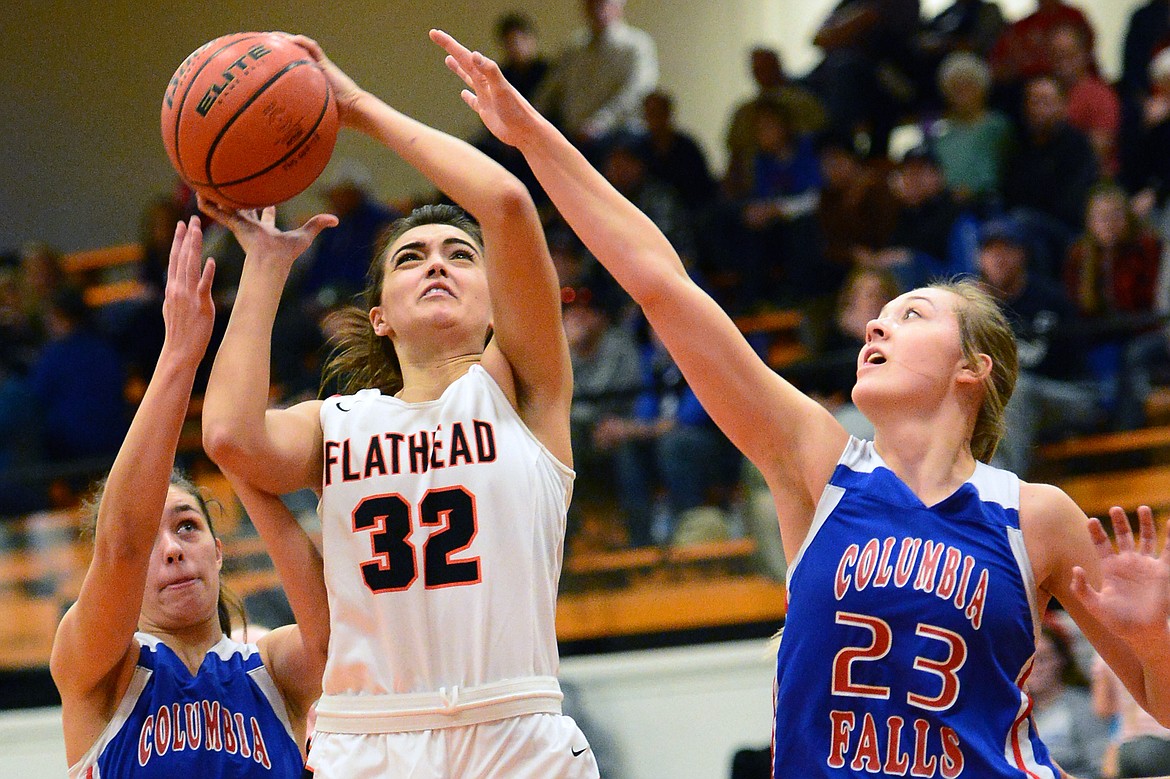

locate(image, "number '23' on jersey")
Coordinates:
773 437 1061 778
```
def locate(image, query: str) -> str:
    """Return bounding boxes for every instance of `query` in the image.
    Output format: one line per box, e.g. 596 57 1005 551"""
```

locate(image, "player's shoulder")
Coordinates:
1019 480 1084 527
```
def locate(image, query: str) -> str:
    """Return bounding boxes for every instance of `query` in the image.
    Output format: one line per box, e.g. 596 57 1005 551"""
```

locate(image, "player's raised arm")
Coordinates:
1040 499 1170 726
200 204 335 495
289 34 571 456
431 29 848 541
51 218 215 698
228 477 329 724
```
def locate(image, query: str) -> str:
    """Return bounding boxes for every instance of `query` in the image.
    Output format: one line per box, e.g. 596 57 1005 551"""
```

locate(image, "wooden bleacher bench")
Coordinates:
62 243 143 275
62 242 147 308
1038 424 1170 463
0 595 60 669
564 537 760 591
567 537 757 574
556 574 786 642
1055 463 1170 519
733 308 806 369
1146 387 1170 424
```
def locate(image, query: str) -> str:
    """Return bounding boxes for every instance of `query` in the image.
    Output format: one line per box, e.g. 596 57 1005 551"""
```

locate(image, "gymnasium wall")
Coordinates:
0 0 1145 254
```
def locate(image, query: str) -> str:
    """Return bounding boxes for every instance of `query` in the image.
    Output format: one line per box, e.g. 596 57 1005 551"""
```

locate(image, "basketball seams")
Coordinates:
203 60 327 189
208 77 335 208
165 33 269 185
161 32 338 209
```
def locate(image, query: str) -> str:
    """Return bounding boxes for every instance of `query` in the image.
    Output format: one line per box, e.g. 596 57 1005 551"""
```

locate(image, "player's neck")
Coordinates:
138 619 225 675
872 414 977 506
396 353 482 402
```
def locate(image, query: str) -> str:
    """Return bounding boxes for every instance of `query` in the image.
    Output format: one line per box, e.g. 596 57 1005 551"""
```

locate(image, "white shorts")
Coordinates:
305 713 600 779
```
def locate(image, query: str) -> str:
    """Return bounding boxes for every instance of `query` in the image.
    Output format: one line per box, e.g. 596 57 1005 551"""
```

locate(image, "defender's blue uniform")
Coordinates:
774 438 1060 778
68 632 303 778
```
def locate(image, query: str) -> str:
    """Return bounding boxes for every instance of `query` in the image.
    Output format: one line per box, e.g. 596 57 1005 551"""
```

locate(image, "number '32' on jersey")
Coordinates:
318 365 572 697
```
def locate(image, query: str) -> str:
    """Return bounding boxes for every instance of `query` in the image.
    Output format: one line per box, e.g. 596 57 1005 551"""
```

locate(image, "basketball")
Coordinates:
161 32 339 208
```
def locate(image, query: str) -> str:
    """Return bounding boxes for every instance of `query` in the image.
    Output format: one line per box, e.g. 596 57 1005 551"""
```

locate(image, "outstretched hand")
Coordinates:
162 216 216 360
430 29 540 148
197 197 337 273
1069 506 1170 650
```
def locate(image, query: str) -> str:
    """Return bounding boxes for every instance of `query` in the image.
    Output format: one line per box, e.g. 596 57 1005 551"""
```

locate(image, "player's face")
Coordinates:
372 223 490 344
852 288 968 406
141 486 223 631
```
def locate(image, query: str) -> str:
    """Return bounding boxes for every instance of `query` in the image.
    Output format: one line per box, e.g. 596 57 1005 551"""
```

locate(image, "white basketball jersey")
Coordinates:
318 364 572 698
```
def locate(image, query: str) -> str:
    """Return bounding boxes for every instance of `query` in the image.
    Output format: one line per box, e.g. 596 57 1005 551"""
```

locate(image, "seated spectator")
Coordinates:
855 144 978 291
1028 617 1111 779
1123 49 1170 213
601 136 697 264
1050 23 1122 177
593 323 737 547
296 158 400 303
536 0 658 153
928 51 1014 211
0 265 44 516
815 131 900 282
978 217 1104 476
18 241 67 343
1093 642 1170 778
918 0 1006 82
1116 324 1170 430
635 90 717 213
988 0 1095 96
106 195 181 389
1065 184 1163 423
1065 184 1162 320
1002 75 1099 273
0 264 41 374
785 267 900 440
495 11 550 101
805 0 922 155
28 287 128 469
563 282 643 546
735 102 829 306
1119 0 1170 105
476 11 551 202
724 47 827 197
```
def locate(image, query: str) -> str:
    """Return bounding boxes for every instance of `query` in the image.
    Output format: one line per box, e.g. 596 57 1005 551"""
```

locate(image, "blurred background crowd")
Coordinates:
6 1 1170 774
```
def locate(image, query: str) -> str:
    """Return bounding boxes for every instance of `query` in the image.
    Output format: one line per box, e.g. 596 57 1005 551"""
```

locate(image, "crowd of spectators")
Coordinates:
2 8 1169 778
6 0 1170 562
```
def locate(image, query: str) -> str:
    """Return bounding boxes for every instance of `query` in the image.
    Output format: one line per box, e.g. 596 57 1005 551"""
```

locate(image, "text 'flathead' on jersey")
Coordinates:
325 420 497 486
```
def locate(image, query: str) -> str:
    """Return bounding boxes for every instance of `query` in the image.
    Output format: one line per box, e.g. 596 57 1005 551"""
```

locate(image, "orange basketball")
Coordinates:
161 32 339 208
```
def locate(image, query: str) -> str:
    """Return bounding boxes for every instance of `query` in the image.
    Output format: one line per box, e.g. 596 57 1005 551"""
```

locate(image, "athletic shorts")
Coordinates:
305 713 600 779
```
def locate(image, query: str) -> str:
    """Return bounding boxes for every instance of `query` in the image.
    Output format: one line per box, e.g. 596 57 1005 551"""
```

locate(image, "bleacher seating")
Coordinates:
5 239 1161 675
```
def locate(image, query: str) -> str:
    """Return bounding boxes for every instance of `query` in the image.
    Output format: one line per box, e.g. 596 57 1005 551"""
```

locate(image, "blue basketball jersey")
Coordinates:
773 438 1060 778
69 632 303 778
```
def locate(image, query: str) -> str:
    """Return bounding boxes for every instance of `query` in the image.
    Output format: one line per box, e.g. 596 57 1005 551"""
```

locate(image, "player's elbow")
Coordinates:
627 249 690 308
491 178 535 221
202 421 251 472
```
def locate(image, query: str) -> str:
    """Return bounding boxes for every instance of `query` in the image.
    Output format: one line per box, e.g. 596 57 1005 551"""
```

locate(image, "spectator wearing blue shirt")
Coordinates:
28 287 128 467
296 158 400 303
734 101 830 307
593 323 737 546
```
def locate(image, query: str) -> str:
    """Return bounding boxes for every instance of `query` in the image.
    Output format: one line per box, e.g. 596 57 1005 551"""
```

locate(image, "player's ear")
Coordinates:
958 352 992 385
369 306 393 338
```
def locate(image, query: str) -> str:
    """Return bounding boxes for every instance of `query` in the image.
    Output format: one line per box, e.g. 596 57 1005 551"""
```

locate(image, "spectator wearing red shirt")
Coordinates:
1050 23 1122 177
990 0 1095 88
1065 184 1162 317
